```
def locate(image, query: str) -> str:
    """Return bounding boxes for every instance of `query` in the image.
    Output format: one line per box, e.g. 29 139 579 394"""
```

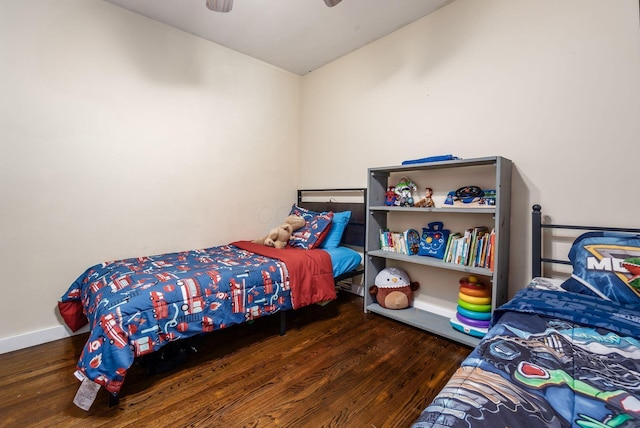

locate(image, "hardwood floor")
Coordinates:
0 292 471 428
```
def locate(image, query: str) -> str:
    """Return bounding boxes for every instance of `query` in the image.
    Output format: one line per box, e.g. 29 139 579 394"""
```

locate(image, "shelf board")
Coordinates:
367 250 493 276
369 205 495 214
366 303 480 347
368 156 501 173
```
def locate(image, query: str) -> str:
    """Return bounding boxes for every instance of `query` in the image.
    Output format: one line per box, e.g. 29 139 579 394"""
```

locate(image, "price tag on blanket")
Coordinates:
418 222 450 259
73 377 101 411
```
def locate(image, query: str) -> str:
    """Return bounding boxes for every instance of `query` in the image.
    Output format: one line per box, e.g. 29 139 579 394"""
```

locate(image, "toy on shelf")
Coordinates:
444 186 495 208
480 189 496 206
384 186 397 206
449 276 491 338
401 154 461 165
394 176 417 207
369 267 419 310
418 222 450 259
414 187 435 208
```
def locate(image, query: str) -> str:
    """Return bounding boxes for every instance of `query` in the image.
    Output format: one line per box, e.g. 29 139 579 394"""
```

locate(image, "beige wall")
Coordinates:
301 0 640 298
1 0 639 351
0 0 301 350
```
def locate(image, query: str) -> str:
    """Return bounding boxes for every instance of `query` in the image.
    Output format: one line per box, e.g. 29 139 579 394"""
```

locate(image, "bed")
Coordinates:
58 189 365 409
412 205 640 428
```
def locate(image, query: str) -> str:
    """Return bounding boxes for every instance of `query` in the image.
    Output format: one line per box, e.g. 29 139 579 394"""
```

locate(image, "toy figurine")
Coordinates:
394 177 417 207
385 186 397 206
444 185 485 207
479 189 496 206
414 187 435 208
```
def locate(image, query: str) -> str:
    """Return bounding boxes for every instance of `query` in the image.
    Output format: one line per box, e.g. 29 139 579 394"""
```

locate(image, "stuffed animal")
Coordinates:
369 267 419 309
252 215 306 249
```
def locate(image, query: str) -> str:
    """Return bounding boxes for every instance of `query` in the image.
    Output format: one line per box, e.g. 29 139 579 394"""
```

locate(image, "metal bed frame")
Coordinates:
278 188 367 337
108 190 367 407
531 204 640 278
297 188 366 284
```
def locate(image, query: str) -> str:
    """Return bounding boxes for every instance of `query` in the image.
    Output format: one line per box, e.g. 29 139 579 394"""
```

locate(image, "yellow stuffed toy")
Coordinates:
252 215 306 249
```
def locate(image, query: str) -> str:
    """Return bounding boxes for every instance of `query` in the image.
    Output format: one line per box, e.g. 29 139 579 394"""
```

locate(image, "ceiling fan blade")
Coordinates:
206 0 233 12
324 0 342 6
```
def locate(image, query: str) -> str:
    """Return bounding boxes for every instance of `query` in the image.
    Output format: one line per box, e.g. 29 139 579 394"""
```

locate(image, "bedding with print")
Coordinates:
59 241 336 396
413 286 640 428
413 230 640 428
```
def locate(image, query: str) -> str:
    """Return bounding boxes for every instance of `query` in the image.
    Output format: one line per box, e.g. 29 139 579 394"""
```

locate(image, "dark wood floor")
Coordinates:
0 292 471 428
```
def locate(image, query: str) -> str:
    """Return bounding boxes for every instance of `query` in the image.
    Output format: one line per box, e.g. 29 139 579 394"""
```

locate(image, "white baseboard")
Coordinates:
0 324 88 354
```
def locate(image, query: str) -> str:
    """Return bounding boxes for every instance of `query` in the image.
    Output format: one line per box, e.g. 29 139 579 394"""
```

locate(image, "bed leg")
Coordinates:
532 204 542 278
108 392 120 407
280 311 286 336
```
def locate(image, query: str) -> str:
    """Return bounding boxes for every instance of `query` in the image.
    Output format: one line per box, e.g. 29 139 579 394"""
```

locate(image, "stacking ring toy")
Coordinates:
458 284 491 298
456 312 491 328
456 305 492 320
458 292 491 305
459 275 485 286
457 299 491 313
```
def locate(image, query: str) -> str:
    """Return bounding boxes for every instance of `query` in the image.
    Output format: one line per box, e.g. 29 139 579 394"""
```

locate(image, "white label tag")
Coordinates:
73 370 86 382
73 378 101 411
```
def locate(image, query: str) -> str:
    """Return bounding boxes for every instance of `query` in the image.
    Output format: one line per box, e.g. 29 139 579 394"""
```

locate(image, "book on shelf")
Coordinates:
380 224 496 268
477 233 488 267
379 228 389 251
470 226 489 267
452 235 467 264
443 226 494 269
443 232 460 263
489 229 496 271
379 228 409 255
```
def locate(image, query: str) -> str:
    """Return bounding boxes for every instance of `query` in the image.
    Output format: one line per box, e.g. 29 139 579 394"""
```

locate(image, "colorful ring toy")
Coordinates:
459 276 486 287
458 284 491 298
450 319 487 338
456 312 491 328
456 305 492 320
457 299 491 313
458 292 491 305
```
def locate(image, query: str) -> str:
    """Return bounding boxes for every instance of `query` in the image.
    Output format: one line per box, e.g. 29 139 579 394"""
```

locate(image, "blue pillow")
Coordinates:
559 231 640 305
319 211 352 249
322 246 362 276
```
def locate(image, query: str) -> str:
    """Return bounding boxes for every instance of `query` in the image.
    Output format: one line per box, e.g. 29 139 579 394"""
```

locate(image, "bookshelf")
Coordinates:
364 156 511 347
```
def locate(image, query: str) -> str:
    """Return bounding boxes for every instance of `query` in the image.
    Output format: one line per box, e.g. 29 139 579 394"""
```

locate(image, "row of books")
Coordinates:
379 226 495 271
379 229 417 255
443 226 495 270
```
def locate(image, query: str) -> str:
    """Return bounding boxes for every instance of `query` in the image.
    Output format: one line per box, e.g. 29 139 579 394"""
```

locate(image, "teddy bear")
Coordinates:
369 267 419 309
252 215 306 249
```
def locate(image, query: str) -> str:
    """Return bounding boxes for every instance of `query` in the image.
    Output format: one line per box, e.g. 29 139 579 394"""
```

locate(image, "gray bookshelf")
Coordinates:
364 156 512 347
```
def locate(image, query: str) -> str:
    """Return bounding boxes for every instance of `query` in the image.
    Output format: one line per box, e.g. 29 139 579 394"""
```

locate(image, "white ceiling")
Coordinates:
103 0 453 75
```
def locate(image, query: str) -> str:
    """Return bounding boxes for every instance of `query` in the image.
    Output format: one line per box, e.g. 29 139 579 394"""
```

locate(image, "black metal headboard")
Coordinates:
297 188 366 248
531 204 640 277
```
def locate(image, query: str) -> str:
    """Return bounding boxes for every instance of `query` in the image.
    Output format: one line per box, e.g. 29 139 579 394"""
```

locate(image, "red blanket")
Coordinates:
232 241 336 308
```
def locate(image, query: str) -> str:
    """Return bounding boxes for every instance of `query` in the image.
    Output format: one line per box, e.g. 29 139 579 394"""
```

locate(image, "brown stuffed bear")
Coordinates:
252 215 306 249
369 267 419 309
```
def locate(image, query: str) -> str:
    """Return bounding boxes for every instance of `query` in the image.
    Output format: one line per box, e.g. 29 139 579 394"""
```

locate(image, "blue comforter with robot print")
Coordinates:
415 230 640 428
413 283 640 428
